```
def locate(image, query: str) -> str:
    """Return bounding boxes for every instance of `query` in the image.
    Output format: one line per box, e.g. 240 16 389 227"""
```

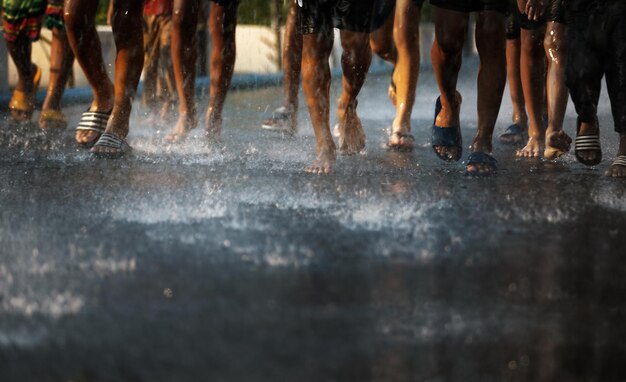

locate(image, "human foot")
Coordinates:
500 122 528 144
516 136 544 158
605 156 626 177
90 132 131 158
205 107 222 140
90 112 130 157
9 64 41 122
544 128 572 160
466 151 497 176
166 112 197 143
432 93 463 162
39 109 67 130
75 90 114 146
336 98 365 155
75 109 112 146
574 118 602 166
262 106 297 134
388 131 415 151
305 143 336 174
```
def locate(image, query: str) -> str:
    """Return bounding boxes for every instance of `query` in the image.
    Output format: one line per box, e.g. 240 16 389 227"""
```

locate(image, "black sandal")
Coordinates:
574 117 602 166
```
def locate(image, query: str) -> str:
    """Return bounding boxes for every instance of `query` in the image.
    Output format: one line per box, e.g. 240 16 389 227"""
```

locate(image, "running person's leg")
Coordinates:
205 0 239 138
168 0 199 142
3 0 45 122
4 33 38 121
262 0 302 133
368 3 397 104
336 29 371 155
142 14 162 118
517 25 547 157
501 9 528 143
157 14 176 122
430 6 468 161
64 0 114 144
565 3 603 166
469 9 506 174
543 19 571 159
604 1 626 177
387 0 422 150
91 0 145 155
40 22 75 129
302 30 335 173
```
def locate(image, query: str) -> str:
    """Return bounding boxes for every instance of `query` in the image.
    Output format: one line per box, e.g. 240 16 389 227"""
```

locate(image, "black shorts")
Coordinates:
210 0 238 6
299 0 424 35
517 0 566 29
430 0 508 13
506 12 521 39
371 0 426 31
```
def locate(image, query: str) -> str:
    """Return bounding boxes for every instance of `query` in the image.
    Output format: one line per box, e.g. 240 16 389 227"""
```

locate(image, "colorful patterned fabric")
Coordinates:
2 0 46 41
44 0 65 31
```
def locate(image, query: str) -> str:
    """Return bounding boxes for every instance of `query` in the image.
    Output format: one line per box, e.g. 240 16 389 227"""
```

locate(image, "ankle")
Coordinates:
579 121 599 135
618 133 626 154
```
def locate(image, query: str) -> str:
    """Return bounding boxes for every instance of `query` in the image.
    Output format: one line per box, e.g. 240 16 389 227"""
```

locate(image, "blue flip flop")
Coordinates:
499 123 527 143
431 97 462 162
465 151 498 176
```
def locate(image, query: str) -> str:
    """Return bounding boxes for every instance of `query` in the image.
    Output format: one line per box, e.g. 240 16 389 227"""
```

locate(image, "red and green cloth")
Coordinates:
2 0 65 42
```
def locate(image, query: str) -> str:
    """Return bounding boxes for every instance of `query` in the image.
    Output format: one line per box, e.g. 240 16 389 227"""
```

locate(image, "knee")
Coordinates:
543 32 567 62
476 15 505 53
393 33 418 55
434 26 465 57
369 37 393 61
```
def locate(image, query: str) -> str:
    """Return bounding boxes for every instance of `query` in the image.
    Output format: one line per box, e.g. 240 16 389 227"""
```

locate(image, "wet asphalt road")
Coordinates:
1 62 625 381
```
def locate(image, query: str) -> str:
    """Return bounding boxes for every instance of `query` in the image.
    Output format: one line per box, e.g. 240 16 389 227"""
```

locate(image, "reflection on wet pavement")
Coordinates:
1 65 625 381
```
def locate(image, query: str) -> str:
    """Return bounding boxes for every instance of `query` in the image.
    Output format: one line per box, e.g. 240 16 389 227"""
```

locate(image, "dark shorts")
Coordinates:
517 0 565 29
210 0 238 6
299 0 423 35
506 11 520 39
430 0 508 13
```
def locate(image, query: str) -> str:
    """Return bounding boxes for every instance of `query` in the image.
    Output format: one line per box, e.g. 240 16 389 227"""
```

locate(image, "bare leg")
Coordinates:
205 1 238 138
543 21 572 159
40 27 75 129
261 1 302 133
336 30 371 155
169 0 198 142
91 0 144 154
142 15 161 117
500 37 528 143
282 1 302 127
6 34 37 121
431 8 467 160
302 32 336 173
64 0 114 143
517 27 546 158
388 0 420 149
468 10 506 174
6 34 35 95
369 10 397 104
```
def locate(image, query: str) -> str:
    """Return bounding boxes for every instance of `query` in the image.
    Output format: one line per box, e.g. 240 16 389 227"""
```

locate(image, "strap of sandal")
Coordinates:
432 125 461 147
76 110 110 133
613 155 626 167
467 151 498 167
575 135 601 151
503 123 525 136
94 132 128 150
